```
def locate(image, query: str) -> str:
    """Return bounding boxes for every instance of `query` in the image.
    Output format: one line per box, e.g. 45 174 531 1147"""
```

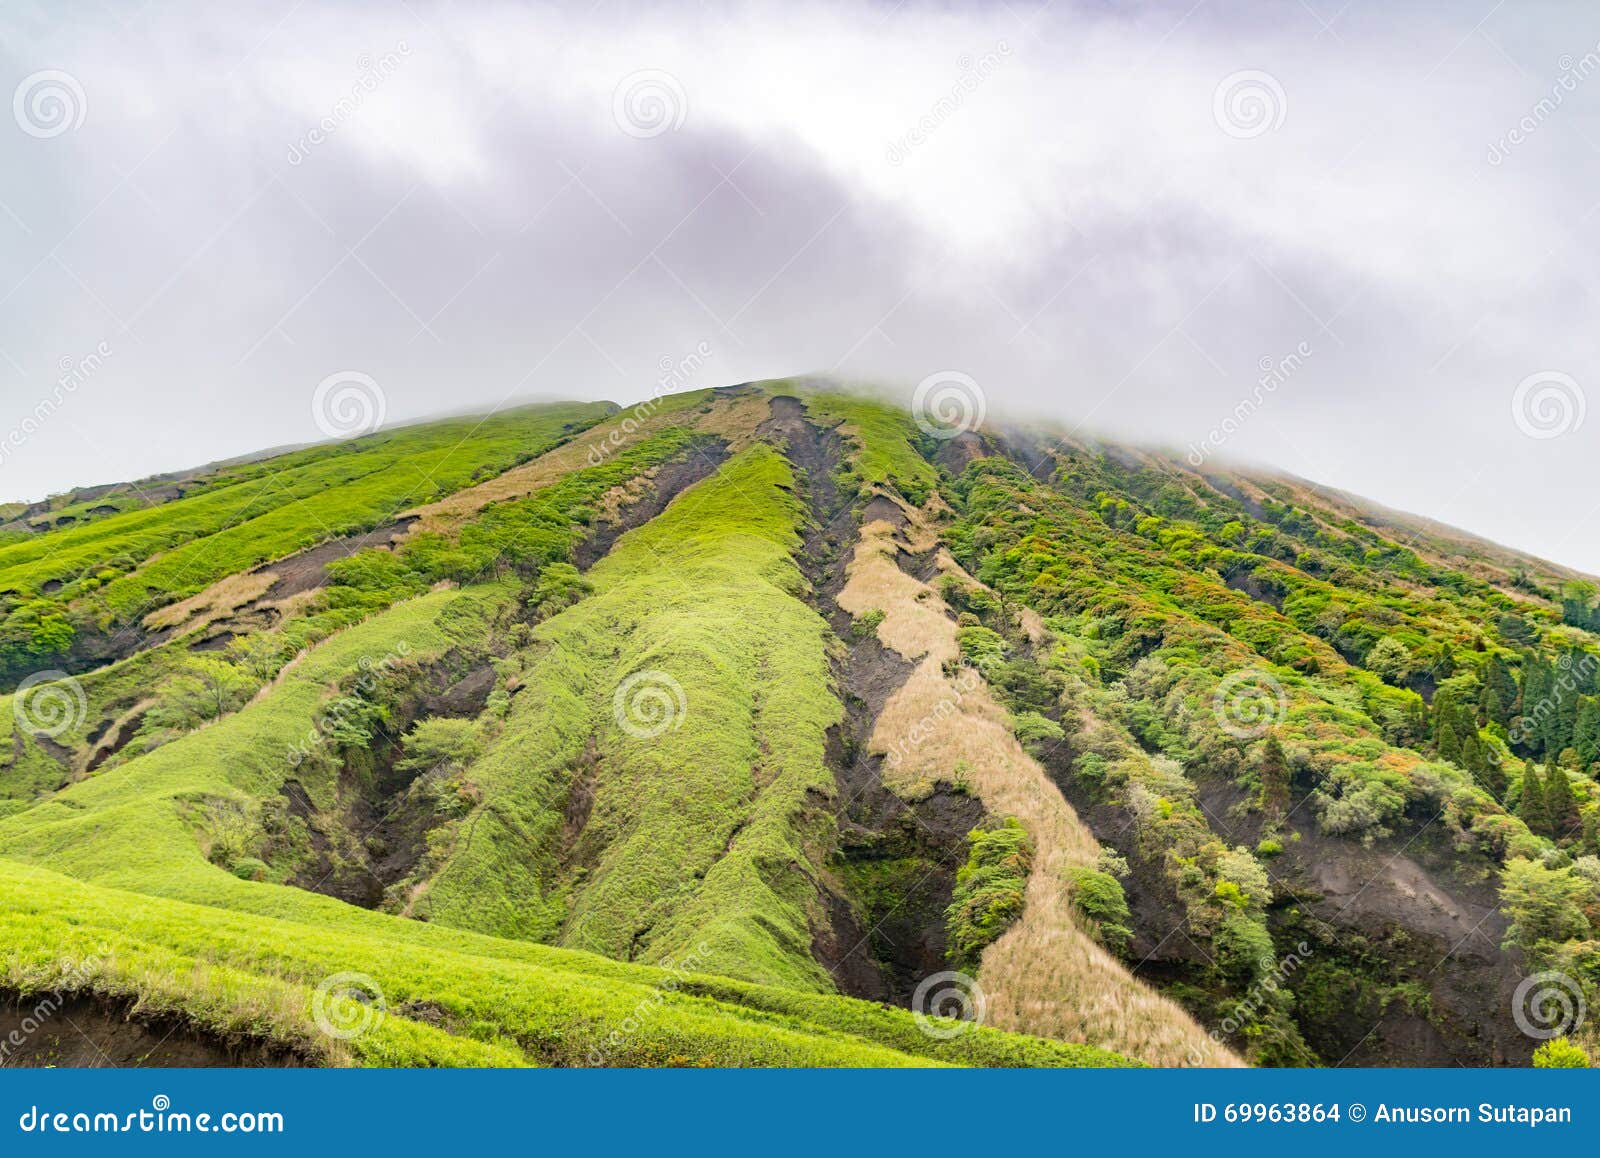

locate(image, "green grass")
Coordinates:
417 444 846 992
0 584 507 894
794 387 942 504
0 858 1133 1067
0 402 612 680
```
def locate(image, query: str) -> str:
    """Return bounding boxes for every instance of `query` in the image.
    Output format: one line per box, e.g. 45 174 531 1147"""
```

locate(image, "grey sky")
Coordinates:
2 0 1598 570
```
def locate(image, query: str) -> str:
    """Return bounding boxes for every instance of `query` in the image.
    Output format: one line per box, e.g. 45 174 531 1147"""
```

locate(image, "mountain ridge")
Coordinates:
0 380 1595 1068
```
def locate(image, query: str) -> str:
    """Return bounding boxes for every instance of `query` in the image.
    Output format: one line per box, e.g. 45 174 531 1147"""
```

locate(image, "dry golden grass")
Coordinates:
402 392 770 538
142 570 277 633
838 501 1238 1068
596 468 659 520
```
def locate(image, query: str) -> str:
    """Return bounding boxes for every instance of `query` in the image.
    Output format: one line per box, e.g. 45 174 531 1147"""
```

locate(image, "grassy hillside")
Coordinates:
1 379 1595 1069
0 402 612 685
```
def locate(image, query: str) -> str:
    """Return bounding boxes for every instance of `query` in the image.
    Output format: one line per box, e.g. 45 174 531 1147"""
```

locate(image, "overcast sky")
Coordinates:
2 0 1599 570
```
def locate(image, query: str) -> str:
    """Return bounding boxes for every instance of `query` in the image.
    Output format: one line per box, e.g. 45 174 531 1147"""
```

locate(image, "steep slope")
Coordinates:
1 378 1595 1068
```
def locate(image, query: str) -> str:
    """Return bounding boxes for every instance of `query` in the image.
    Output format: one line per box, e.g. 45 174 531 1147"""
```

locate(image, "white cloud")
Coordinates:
0 0 1597 569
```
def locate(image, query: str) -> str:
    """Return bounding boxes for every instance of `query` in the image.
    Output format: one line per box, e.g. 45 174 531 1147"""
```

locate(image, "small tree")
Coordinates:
1258 733 1291 814
1518 763 1550 836
1546 763 1580 838
1367 636 1413 685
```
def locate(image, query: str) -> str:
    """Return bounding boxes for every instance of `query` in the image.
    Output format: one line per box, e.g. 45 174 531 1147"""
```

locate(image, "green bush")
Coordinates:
1066 866 1132 953
946 819 1033 969
1532 1037 1590 1067
851 608 886 640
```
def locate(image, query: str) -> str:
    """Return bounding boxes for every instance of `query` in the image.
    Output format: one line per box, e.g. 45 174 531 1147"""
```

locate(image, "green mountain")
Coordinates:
0 381 1594 1068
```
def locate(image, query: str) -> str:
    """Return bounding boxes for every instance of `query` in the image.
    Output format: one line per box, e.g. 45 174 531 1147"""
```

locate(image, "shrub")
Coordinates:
230 857 269 882
956 625 1008 670
1011 711 1065 752
1500 857 1594 953
945 819 1033 969
1532 1037 1590 1068
1066 866 1132 953
850 608 886 639
399 717 483 773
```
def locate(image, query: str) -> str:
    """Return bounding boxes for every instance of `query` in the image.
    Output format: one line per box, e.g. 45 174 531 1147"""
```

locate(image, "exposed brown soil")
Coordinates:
283 652 502 910
1193 775 1529 1067
0 992 302 1067
1016 632 1527 1066
254 518 418 601
572 441 730 571
760 396 981 1005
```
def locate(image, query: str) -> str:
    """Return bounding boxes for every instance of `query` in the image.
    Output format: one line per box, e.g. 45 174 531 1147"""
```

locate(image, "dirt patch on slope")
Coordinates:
572 441 730 570
757 396 975 1003
254 519 417 600
0 993 302 1067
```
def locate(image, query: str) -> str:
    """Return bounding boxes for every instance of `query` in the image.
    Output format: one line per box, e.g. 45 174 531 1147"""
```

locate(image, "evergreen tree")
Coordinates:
1545 763 1579 838
1561 580 1599 633
1574 696 1600 768
1518 763 1550 835
1583 809 1600 858
1460 729 1504 799
1258 733 1290 814
1436 719 1462 768
1518 655 1555 755
1482 653 1520 726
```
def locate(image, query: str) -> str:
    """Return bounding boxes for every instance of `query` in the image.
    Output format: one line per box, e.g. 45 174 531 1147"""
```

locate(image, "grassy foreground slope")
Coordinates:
0 859 1133 1067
